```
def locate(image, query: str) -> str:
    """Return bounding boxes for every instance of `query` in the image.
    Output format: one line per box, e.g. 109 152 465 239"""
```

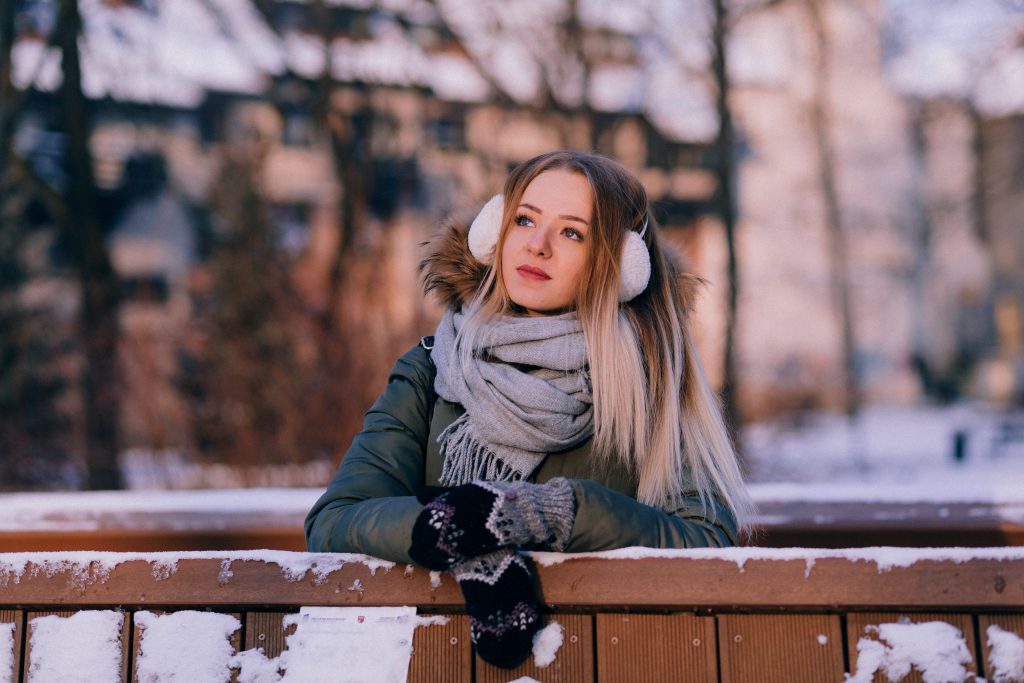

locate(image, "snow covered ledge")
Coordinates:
1 547 1023 608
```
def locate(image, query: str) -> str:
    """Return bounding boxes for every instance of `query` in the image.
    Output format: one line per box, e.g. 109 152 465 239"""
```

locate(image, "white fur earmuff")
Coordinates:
618 228 650 303
467 194 505 265
468 194 651 303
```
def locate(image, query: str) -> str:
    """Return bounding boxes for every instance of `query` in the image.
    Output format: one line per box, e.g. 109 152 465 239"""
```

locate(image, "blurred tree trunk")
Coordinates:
967 105 989 245
309 0 371 311
245 1 396 458
906 102 939 397
711 0 743 439
807 0 860 418
56 0 123 489
0 1 15 166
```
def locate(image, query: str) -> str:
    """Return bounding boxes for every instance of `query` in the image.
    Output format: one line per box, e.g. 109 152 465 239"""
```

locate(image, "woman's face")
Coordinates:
501 169 592 316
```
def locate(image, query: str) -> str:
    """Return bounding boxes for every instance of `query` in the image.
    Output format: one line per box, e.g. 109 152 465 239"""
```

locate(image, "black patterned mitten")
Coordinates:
453 548 543 669
409 478 576 570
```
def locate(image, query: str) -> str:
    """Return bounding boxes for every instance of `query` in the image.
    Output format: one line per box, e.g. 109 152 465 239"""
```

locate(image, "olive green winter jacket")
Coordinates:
305 342 738 564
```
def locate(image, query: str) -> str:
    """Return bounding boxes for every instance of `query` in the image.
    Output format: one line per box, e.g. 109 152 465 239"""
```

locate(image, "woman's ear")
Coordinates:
467 195 504 264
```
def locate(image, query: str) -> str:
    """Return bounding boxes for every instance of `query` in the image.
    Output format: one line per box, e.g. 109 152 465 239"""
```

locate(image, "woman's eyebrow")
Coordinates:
518 202 590 225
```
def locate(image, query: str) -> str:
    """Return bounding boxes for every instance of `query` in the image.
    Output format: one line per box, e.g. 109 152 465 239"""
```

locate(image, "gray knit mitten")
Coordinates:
409 477 577 571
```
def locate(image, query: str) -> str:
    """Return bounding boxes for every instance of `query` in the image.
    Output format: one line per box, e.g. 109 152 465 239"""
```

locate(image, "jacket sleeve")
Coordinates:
563 479 738 551
304 345 433 564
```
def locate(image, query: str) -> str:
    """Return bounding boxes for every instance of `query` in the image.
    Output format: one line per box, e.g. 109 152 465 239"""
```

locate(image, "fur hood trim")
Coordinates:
419 220 487 312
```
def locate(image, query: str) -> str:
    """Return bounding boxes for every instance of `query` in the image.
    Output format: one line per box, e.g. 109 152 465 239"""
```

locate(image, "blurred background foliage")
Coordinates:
0 0 1022 491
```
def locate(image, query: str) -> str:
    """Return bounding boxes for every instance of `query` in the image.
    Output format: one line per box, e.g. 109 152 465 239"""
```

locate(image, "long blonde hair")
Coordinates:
458 151 752 529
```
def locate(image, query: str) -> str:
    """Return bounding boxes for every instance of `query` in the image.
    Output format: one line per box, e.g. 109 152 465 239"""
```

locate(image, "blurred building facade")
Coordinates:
5 0 1023 475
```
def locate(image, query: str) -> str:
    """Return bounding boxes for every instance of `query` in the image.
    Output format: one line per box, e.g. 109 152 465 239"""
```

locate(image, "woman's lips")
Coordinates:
516 265 551 280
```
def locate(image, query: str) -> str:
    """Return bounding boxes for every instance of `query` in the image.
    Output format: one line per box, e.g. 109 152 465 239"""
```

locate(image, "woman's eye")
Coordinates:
562 227 584 241
514 214 534 227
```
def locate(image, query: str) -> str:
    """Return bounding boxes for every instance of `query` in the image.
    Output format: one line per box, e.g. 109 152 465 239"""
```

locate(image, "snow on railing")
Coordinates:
2 548 1024 682
1 546 1024 605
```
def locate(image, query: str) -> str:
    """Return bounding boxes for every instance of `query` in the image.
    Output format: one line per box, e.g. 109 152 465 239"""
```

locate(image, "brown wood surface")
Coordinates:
535 556 1024 609
24 610 129 683
476 614 593 683
595 613 716 683
3 555 1024 609
244 611 296 660
845 612 979 683
0 528 307 553
0 557 463 609
978 614 1024 683
407 614 471 683
717 613 844 683
0 610 22 683
754 501 1024 547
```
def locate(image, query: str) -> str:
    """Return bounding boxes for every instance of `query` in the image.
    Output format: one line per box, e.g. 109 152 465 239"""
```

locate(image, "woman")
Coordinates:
306 150 753 668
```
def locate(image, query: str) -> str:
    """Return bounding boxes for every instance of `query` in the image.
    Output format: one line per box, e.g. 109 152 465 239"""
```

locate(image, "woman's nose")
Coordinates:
526 226 551 256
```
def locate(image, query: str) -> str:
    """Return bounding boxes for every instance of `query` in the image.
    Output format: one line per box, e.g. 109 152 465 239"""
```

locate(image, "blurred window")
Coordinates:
120 275 169 304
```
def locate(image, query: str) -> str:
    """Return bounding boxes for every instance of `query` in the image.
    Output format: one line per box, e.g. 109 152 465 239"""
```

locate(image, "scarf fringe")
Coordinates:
438 413 524 485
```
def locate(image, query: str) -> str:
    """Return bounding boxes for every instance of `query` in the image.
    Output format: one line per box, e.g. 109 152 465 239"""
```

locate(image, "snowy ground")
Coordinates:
0 487 317 532
1 403 1022 533
744 402 1024 504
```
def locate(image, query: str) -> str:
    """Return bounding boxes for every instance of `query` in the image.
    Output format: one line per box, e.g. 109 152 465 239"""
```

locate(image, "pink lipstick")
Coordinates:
516 265 551 280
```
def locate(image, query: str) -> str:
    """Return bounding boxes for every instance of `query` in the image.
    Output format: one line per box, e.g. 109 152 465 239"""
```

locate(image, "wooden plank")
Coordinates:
131 610 241 683
0 610 22 683
408 614 471 683
0 558 464 609
845 612 978 683
25 610 129 682
717 614 844 683
754 501 1024 548
595 613 716 683
978 614 1024 683
243 612 295 660
475 615 593 683
2 555 1024 609
0 527 306 553
533 556 1024 609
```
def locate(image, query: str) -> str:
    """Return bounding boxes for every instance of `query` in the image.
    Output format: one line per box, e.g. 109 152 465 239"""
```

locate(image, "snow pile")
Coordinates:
532 621 564 667
846 620 973 683
27 611 124 683
233 649 282 683
134 607 445 682
532 618 565 667
272 606 421 682
135 611 240 683
1 622 14 683
987 624 1024 683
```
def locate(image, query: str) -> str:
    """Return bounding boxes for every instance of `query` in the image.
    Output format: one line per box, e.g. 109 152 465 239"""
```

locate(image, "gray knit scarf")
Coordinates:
432 308 593 485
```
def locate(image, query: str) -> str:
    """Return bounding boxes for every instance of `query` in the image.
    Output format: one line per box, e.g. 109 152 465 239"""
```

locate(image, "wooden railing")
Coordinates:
2 548 1023 682
3 499 1021 553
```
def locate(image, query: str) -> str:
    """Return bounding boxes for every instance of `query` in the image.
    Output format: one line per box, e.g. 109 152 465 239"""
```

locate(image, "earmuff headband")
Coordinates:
467 195 651 303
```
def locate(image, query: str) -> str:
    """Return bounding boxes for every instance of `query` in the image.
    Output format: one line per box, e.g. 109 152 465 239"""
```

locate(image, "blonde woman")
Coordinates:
306 150 752 668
